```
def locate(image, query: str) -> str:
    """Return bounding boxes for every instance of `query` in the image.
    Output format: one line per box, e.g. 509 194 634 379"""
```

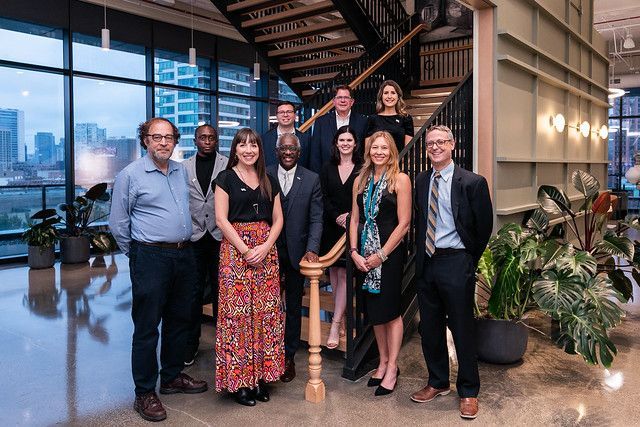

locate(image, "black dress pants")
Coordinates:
416 250 480 398
186 232 221 358
129 241 197 395
281 254 306 360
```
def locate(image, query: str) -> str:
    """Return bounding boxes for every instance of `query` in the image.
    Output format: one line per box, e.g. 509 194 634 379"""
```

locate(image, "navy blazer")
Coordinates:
261 128 311 170
267 164 323 270
310 110 367 173
415 164 493 268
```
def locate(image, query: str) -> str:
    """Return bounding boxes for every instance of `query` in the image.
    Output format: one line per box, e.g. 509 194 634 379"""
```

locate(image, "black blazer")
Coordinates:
310 110 368 173
415 165 493 268
267 164 323 270
261 128 311 170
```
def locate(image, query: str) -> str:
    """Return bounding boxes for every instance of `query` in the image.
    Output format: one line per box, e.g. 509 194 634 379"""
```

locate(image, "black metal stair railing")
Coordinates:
342 71 473 380
333 0 408 49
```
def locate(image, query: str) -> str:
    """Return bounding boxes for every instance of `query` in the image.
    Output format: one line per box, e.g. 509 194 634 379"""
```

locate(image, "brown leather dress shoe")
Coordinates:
280 358 296 383
160 372 208 394
410 385 451 403
134 392 167 422
460 397 479 419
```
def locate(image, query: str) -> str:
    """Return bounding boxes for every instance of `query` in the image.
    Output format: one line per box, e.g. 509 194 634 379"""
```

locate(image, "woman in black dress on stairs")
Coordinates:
365 79 414 154
319 125 361 349
349 130 411 396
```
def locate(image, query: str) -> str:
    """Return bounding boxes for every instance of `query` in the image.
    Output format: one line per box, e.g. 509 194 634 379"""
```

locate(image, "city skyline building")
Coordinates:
34 132 55 165
0 108 25 167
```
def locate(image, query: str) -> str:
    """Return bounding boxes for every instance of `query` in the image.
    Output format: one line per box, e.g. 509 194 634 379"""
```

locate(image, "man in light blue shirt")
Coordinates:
109 117 207 422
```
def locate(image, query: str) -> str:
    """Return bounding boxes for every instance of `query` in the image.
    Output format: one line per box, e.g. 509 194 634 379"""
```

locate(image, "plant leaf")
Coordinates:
525 208 549 233
572 170 600 199
30 208 58 220
487 249 522 320
532 270 583 316
583 273 626 327
607 269 633 302
537 185 573 216
555 250 597 282
632 268 640 292
591 192 611 214
593 232 634 260
477 249 495 286
85 183 108 201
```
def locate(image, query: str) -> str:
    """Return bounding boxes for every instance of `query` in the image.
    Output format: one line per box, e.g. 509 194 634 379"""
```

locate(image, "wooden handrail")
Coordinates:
298 23 427 133
419 43 472 56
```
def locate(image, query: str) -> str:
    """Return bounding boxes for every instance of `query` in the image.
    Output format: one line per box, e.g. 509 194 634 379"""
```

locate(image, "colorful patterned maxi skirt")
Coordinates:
215 221 285 392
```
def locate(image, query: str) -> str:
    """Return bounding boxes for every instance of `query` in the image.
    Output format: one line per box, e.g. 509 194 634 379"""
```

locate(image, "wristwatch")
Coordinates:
349 247 358 254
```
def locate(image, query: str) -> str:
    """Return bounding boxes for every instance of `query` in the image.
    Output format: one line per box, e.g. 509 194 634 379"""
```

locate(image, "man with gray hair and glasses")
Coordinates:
410 125 492 420
110 117 208 422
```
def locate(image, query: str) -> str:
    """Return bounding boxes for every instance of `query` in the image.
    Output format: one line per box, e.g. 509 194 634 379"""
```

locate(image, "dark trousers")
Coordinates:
416 250 480 398
281 254 306 360
186 232 221 358
129 241 197 395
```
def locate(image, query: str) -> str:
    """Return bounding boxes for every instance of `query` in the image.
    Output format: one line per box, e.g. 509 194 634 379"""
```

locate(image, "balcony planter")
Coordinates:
28 245 56 269
476 318 528 364
60 235 90 264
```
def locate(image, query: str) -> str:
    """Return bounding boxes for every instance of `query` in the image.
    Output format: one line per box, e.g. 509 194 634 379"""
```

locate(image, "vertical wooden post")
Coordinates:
299 262 325 403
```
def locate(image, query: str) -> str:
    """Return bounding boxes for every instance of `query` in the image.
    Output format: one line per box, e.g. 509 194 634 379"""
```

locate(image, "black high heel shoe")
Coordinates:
368 367 399 387
254 381 270 402
234 387 256 406
374 368 399 396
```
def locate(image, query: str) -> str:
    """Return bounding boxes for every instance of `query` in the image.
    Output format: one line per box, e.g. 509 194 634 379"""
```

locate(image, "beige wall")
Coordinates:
476 0 609 228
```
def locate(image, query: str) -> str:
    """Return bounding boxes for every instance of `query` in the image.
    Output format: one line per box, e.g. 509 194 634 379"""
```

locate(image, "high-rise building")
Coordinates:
74 123 106 148
34 132 56 165
0 108 25 166
0 129 11 171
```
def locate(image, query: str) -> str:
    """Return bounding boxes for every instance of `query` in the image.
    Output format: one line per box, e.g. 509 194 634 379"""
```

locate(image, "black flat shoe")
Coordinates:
254 382 270 402
234 388 256 407
368 367 399 387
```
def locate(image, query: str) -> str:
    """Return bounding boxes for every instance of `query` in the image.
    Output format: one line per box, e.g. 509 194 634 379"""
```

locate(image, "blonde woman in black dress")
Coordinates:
319 125 361 348
349 130 411 396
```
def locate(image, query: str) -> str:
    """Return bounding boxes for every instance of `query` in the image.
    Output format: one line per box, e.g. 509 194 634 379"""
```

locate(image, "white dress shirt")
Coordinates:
278 164 297 196
336 111 351 129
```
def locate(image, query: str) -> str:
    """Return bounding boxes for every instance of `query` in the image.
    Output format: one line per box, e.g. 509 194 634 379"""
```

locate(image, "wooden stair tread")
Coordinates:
301 316 347 352
242 1 335 29
411 86 455 97
280 52 361 71
302 89 318 98
406 95 448 105
255 19 349 44
419 77 463 87
228 0 291 13
268 34 359 57
301 289 335 311
291 72 339 84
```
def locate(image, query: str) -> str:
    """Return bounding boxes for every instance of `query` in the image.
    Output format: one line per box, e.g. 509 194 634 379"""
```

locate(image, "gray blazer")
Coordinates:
183 152 229 241
267 164 323 270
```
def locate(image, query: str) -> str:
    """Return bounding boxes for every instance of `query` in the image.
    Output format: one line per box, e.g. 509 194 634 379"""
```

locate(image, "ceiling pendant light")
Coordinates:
623 29 636 49
188 0 196 67
101 0 109 51
253 52 260 81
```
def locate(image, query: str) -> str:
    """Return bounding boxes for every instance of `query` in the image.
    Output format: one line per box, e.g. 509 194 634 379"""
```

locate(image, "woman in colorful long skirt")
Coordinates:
214 128 284 407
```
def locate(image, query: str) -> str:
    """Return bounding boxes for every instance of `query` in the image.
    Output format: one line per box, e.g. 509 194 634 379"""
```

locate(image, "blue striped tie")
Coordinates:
426 171 440 257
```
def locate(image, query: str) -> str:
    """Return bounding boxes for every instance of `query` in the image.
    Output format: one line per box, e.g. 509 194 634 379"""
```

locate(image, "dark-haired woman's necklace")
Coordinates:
234 166 259 215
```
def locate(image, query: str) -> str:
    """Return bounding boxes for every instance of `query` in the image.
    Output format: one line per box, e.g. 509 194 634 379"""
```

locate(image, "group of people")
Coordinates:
109 78 493 422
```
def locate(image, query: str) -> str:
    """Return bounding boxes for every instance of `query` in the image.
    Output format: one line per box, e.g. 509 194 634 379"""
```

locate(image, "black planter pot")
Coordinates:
28 245 55 269
60 236 90 264
476 318 529 364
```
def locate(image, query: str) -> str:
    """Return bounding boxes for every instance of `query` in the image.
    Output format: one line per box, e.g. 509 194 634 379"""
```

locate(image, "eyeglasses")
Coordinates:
146 134 176 143
426 139 451 149
197 135 217 142
277 110 295 115
277 145 300 153
334 96 352 101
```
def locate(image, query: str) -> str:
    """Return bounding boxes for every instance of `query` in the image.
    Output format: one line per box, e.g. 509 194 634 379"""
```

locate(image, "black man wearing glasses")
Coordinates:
110 117 208 422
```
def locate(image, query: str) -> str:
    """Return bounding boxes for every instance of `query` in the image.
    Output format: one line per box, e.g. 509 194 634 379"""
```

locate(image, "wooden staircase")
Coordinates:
406 85 456 133
211 0 366 97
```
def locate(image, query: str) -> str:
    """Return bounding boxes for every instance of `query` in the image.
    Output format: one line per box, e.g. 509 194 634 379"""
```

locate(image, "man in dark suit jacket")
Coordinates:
310 85 367 173
262 101 311 169
266 133 323 383
410 125 493 420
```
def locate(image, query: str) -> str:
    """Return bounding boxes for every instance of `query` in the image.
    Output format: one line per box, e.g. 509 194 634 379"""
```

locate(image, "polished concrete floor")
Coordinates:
1 253 639 426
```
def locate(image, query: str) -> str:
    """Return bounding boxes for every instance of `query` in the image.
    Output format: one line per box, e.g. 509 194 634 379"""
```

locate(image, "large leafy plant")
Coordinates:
22 208 60 248
58 183 110 237
477 170 631 367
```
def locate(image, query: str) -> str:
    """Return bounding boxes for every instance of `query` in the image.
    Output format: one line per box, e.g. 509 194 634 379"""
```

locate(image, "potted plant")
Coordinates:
58 183 110 264
22 208 60 269
477 170 631 368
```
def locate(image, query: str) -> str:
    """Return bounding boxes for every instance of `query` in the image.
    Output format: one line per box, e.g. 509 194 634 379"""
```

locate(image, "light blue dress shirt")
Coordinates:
109 155 193 256
428 161 465 250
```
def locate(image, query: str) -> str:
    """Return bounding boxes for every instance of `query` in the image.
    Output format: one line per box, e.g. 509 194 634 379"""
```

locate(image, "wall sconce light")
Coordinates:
551 113 565 132
598 125 609 140
579 121 591 138
101 0 109 51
